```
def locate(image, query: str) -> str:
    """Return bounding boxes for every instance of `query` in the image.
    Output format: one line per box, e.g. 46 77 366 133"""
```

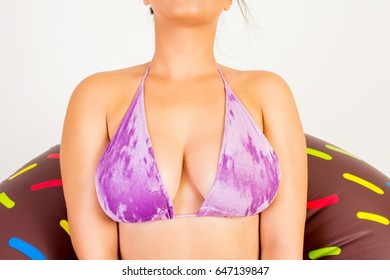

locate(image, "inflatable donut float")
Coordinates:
0 145 76 260
0 134 389 260
304 134 390 260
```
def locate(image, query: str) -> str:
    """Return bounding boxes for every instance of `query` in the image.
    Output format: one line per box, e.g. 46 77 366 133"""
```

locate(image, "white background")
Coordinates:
0 0 389 180
0 260 387 280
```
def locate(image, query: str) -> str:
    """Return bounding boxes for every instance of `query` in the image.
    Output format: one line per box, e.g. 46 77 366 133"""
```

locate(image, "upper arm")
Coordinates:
60 73 119 259
255 71 308 259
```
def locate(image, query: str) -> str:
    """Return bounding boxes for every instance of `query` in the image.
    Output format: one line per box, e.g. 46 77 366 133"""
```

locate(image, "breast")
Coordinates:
95 89 175 223
195 87 281 218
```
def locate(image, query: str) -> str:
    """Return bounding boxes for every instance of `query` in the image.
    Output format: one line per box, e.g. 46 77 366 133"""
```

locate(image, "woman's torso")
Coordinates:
96 62 278 259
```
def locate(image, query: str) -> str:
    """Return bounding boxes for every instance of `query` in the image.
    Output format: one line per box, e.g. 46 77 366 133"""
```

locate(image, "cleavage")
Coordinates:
143 82 226 214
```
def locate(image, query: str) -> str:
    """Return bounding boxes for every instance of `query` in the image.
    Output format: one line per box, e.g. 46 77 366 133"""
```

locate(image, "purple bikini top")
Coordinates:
95 64 281 223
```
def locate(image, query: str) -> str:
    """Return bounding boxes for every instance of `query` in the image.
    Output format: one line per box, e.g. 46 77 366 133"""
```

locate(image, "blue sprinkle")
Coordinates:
386 182 390 187
8 237 46 260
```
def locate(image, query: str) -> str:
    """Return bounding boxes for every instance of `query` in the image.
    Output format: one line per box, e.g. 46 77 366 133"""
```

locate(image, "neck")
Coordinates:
149 17 220 81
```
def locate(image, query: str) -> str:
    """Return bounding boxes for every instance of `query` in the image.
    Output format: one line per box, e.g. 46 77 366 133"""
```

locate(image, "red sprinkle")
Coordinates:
31 180 63 191
307 194 340 210
47 154 60 159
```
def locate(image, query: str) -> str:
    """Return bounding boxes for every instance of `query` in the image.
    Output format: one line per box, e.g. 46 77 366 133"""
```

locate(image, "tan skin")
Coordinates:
60 0 307 259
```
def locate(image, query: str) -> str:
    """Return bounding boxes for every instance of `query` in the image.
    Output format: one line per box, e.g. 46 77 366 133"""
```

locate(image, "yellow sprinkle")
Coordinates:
325 144 361 160
306 148 332 160
8 163 38 180
0 192 15 209
343 173 384 195
309 246 341 260
357 212 389 225
60 219 70 236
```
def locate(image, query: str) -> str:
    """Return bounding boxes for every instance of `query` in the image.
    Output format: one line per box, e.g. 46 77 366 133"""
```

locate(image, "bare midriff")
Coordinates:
119 215 259 260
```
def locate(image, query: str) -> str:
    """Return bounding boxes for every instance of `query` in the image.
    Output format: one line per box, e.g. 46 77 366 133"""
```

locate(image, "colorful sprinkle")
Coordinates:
31 179 63 191
306 148 332 160
325 144 361 160
60 220 70 236
47 154 60 159
8 237 46 260
387 182 390 187
356 212 389 225
8 163 38 180
308 246 341 260
0 192 15 209
307 194 339 210
343 173 384 195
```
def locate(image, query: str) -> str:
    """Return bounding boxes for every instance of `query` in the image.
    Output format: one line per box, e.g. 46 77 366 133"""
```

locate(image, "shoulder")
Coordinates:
68 63 149 105
217 64 294 105
217 64 298 131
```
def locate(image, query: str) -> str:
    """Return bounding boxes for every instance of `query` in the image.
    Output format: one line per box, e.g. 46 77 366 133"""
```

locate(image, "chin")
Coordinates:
155 0 222 24
163 12 221 26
